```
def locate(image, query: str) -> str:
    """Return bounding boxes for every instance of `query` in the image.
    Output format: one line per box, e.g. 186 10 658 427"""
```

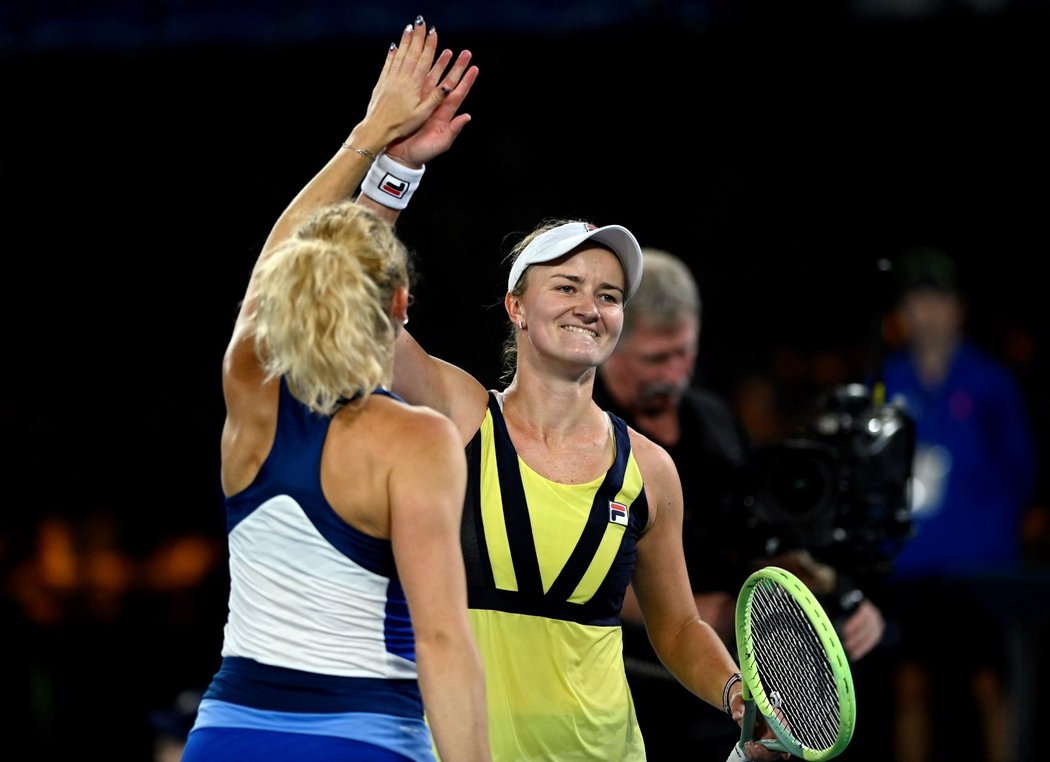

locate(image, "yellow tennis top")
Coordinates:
456 391 650 761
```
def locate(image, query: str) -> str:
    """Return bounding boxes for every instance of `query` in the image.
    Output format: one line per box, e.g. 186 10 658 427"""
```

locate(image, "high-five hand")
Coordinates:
362 15 459 148
387 43 479 167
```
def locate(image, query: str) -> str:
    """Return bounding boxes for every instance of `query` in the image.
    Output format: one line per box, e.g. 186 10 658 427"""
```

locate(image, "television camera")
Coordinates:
740 382 916 596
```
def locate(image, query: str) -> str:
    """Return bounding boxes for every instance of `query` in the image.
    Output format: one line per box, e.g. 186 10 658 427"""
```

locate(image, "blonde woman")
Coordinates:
183 19 488 762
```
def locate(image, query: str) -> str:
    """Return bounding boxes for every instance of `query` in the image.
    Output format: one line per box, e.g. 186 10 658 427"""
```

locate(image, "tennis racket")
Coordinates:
725 566 856 761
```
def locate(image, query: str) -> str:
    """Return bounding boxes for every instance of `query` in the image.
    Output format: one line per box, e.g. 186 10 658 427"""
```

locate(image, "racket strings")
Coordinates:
746 580 842 752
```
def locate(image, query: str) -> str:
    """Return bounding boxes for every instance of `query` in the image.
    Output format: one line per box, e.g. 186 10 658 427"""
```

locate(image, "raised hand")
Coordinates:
386 43 478 168
260 17 460 252
359 16 456 149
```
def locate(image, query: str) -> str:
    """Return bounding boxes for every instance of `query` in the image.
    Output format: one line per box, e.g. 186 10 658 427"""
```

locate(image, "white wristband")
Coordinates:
360 153 425 210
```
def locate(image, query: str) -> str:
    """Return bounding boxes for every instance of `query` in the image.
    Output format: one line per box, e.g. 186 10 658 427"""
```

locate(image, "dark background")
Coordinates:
7 0 1047 545
3 0 1048 757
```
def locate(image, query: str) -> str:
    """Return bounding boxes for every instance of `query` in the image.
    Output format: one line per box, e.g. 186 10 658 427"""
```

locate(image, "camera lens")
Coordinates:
752 441 838 524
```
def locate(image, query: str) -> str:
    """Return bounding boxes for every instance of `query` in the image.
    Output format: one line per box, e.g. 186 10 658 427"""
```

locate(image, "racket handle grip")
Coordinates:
725 743 750 762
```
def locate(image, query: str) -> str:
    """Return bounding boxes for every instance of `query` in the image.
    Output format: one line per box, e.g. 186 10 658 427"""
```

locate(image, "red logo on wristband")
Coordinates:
379 174 410 199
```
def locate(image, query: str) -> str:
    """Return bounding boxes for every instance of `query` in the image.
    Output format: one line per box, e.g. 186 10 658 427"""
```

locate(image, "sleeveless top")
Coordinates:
189 379 434 761
461 390 650 760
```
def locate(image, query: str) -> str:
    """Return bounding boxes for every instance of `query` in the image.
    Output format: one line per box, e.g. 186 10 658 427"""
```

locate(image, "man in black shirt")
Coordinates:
595 248 888 760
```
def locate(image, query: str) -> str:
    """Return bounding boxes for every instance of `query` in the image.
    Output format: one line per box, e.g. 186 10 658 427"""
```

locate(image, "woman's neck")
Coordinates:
501 367 602 443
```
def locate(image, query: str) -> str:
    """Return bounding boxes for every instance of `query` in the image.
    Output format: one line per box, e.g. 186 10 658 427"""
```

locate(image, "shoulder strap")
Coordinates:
545 414 631 601
487 392 544 597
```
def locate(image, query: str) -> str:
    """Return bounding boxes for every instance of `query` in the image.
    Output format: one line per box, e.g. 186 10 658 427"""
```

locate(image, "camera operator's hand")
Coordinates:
841 598 885 661
761 549 836 595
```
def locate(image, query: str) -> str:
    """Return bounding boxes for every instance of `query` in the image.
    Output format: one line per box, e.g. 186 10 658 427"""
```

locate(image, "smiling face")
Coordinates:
508 244 627 373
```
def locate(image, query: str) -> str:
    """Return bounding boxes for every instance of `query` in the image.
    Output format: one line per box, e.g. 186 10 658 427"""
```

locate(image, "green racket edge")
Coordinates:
736 565 857 761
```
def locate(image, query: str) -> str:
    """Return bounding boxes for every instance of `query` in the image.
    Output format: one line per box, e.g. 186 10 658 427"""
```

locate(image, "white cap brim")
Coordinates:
506 222 644 302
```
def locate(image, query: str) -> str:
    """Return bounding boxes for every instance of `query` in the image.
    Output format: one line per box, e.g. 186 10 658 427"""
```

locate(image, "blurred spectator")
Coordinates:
3 509 225 758
150 687 203 762
879 246 1038 762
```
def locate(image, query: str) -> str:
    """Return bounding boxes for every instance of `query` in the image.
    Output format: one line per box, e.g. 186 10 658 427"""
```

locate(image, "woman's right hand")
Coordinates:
385 45 478 168
359 16 467 150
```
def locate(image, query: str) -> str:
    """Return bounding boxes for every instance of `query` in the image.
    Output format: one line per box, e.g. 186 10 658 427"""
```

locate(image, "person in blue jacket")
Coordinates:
880 246 1037 762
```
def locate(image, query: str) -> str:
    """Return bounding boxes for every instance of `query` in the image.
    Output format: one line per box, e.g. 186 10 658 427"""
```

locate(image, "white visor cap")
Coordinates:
506 222 644 303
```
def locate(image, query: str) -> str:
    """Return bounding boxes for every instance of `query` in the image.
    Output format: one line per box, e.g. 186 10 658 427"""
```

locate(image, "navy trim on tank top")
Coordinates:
203 656 424 717
462 391 649 626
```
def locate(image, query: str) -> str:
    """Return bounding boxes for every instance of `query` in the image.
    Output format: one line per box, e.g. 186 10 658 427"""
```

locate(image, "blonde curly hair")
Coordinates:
249 203 409 415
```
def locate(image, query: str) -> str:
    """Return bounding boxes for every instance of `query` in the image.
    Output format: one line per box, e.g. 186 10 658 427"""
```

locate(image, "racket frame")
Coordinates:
733 565 856 761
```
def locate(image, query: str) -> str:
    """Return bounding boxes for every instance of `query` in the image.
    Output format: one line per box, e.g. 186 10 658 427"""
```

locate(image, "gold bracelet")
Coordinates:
342 143 378 162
